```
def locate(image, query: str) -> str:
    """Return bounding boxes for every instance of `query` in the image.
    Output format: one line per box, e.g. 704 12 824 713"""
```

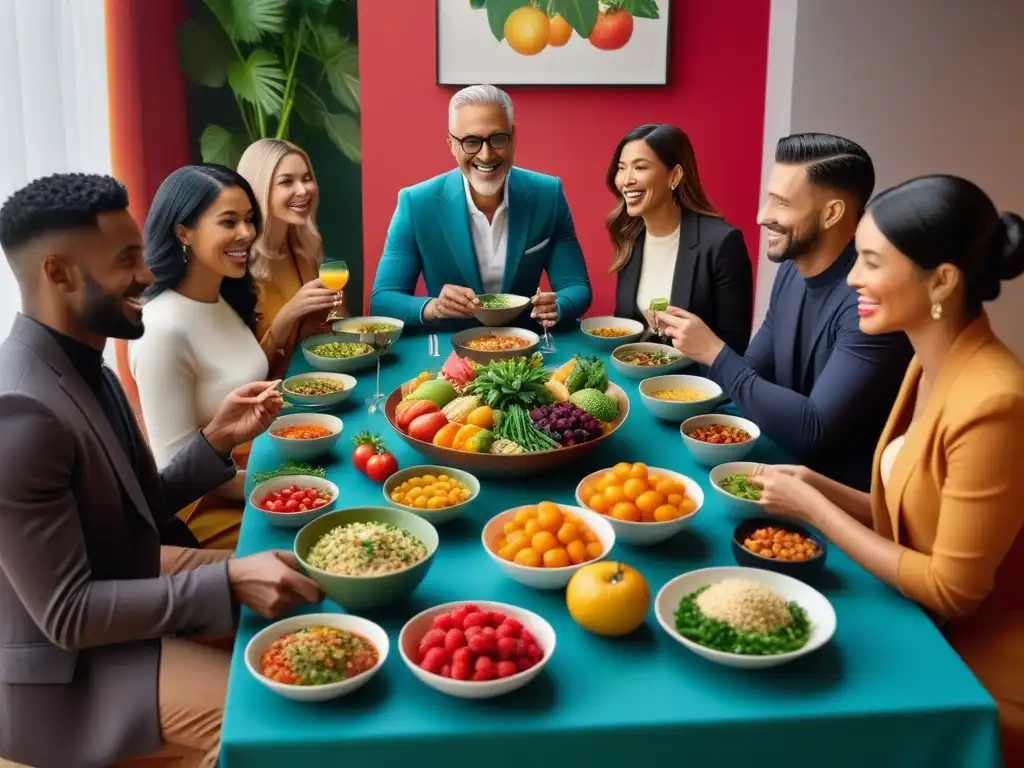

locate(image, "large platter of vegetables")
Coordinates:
384 352 629 477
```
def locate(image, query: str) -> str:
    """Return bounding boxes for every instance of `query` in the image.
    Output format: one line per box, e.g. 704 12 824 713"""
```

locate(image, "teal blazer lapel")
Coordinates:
438 171 484 292
503 169 534 292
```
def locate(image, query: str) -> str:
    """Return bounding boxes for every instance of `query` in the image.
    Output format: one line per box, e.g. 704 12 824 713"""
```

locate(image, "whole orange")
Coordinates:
504 6 550 56
548 14 572 46
566 561 650 636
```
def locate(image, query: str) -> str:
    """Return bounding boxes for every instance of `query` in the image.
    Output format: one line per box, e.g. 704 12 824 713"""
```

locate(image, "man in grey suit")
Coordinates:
0 173 323 768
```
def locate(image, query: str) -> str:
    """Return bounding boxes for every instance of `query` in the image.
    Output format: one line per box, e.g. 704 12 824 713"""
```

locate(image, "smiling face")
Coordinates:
757 163 825 263
448 103 515 198
269 152 317 226
177 186 257 280
848 213 945 335
614 139 681 218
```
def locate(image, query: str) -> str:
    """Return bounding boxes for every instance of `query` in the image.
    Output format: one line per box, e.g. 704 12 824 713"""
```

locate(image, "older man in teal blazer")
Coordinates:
370 85 592 329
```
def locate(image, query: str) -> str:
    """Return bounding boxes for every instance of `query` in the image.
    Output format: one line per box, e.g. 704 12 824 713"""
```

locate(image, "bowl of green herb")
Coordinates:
654 566 835 669
471 293 530 327
709 461 764 517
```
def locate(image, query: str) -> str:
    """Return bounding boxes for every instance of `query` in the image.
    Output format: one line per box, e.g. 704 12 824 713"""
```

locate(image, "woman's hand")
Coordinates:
279 278 340 326
748 465 822 523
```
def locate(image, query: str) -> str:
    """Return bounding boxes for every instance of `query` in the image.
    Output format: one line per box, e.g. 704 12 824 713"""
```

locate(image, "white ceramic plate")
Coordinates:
655 566 836 669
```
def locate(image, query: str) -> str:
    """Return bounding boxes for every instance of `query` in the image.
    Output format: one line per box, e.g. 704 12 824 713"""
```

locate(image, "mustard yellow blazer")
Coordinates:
255 251 341 380
870 312 1024 763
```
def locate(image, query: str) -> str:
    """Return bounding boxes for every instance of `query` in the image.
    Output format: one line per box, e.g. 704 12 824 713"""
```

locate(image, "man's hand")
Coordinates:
426 284 479 320
227 550 323 619
655 307 726 365
530 291 559 327
202 380 284 455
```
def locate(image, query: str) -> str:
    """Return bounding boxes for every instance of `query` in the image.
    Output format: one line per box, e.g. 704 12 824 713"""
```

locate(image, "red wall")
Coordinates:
359 0 771 315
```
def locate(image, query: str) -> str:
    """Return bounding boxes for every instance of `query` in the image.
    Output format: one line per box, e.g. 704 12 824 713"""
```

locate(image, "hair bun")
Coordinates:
998 212 1024 281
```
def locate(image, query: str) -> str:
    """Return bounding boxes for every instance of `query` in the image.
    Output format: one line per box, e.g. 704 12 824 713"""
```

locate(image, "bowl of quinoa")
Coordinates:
295 507 439 610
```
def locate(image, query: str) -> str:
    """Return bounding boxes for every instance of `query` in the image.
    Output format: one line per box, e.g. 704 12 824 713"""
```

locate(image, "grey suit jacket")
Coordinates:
0 315 238 768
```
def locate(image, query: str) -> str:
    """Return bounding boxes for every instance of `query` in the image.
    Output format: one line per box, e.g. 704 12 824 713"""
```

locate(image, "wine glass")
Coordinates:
535 288 557 354
319 260 349 321
364 330 396 416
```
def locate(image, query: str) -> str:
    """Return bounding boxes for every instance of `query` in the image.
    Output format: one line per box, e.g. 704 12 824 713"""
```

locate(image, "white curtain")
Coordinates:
0 0 112 347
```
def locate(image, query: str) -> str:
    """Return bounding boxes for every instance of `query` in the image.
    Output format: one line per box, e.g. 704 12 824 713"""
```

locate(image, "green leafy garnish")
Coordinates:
717 473 761 501
674 586 810 655
251 461 327 484
465 357 553 411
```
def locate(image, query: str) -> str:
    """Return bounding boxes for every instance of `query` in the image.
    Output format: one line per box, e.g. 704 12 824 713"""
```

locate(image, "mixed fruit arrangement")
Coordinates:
413 604 546 682
489 501 604 568
581 463 698 523
390 352 622 456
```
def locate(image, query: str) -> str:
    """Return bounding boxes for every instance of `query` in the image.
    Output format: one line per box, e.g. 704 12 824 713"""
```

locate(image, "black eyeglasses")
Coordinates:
449 132 512 155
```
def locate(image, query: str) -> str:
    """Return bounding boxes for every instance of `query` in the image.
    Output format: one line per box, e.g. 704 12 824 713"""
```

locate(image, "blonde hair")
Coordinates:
237 138 323 282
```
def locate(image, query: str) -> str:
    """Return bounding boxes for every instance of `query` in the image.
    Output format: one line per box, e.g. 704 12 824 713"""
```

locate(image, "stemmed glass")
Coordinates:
319 259 349 322
535 288 557 354
362 329 396 416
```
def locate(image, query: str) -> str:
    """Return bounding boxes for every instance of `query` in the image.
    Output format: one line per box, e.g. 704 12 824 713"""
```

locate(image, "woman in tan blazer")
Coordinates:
752 175 1024 765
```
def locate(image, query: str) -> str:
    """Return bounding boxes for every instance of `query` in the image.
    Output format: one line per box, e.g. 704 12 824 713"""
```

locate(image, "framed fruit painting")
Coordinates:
436 0 671 86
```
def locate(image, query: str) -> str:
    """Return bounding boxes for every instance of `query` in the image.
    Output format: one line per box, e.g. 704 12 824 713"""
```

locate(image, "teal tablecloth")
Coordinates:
222 331 1000 768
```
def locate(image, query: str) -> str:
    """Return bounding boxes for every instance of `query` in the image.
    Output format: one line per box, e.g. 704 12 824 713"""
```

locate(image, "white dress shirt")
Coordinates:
635 224 681 316
463 174 509 294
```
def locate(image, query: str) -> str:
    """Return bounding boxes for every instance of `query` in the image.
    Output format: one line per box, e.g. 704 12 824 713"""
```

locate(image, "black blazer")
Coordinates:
613 211 754 355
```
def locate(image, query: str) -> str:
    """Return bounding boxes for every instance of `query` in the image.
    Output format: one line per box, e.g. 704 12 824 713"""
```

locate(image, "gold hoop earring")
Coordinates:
931 301 943 320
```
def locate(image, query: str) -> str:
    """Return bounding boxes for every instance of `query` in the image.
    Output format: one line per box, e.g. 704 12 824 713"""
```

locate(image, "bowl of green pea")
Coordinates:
301 334 377 373
708 462 763 517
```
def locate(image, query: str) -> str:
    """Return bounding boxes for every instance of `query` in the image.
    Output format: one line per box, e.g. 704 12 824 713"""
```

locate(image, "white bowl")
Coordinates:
482 504 615 589
268 413 343 461
332 315 405 346
654 566 836 669
249 474 339 528
680 414 761 467
579 316 644 351
574 466 703 546
281 372 356 409
639 375 724 422
245 612 389 701
399 600 555 699
451 326 540 365
301 333 378 373
471 294 531 327
609 342 690 379
708 461 764 517
382 465 481 525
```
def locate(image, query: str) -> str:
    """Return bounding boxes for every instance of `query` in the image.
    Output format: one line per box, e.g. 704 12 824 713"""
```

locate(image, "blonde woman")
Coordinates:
238 139 342 377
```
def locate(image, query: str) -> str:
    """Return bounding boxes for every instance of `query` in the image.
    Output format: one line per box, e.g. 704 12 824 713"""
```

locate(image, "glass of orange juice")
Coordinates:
319 260 349 320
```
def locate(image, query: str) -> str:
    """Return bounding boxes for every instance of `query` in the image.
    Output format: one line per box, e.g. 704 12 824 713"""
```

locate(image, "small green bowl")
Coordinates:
294 507 439 612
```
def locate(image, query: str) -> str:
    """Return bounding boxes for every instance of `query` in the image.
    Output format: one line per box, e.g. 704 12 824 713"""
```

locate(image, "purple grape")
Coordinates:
573 429 587 443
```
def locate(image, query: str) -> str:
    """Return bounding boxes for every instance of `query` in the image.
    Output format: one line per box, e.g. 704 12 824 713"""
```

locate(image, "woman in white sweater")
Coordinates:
130 165 272 549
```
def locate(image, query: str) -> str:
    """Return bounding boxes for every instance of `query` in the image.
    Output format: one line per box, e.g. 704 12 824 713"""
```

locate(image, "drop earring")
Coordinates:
181 244 189 263
931 301 943 320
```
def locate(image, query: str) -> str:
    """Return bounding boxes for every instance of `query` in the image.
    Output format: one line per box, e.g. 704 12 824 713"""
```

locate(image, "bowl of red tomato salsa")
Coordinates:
249 475 339 528
245 613 389 702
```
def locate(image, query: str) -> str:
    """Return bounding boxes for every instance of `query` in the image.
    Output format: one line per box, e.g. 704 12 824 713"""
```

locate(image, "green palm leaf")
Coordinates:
293 83 328 128
228 48 287 116
177 15 234 87
199 124 245 167
205 0 288 43
323 113 361 163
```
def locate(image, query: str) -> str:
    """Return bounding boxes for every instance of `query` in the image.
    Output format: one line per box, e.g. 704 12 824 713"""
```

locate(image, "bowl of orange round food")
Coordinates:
732 517 827 581
482 501 615 589
382 465 480 524
575 462 703 545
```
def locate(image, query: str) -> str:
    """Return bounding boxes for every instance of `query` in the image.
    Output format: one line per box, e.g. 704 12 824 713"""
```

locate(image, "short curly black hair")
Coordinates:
0 172 129 253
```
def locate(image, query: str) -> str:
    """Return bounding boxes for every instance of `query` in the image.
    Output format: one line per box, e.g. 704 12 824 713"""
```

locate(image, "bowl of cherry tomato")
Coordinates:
249 475 340 528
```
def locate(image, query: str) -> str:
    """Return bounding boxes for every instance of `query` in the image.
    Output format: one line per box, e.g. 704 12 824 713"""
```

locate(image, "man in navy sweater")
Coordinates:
658 133 913 491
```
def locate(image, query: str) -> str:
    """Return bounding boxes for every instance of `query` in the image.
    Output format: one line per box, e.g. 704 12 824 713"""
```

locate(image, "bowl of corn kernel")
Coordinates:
579 316 644 351
382 465 481 524
638 375 724 422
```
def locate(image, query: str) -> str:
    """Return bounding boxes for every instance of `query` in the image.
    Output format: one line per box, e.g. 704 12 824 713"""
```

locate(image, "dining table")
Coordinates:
220 328 1002 768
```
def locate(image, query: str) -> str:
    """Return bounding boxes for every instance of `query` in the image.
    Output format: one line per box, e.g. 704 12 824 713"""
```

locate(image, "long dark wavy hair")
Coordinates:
142 164 261 329
606 124 719 273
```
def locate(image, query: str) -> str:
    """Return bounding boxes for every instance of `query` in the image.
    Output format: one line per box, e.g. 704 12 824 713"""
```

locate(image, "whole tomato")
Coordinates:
589 9 634 51
351 432 383 473
365 450 399 483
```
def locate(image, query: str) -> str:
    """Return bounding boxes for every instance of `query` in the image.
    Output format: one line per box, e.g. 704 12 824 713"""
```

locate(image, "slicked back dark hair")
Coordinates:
143 164 260 331
775 133 875 214
0 173 129 257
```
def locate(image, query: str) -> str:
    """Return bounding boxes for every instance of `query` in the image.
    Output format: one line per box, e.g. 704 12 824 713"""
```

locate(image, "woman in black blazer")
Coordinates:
608 124 753 354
